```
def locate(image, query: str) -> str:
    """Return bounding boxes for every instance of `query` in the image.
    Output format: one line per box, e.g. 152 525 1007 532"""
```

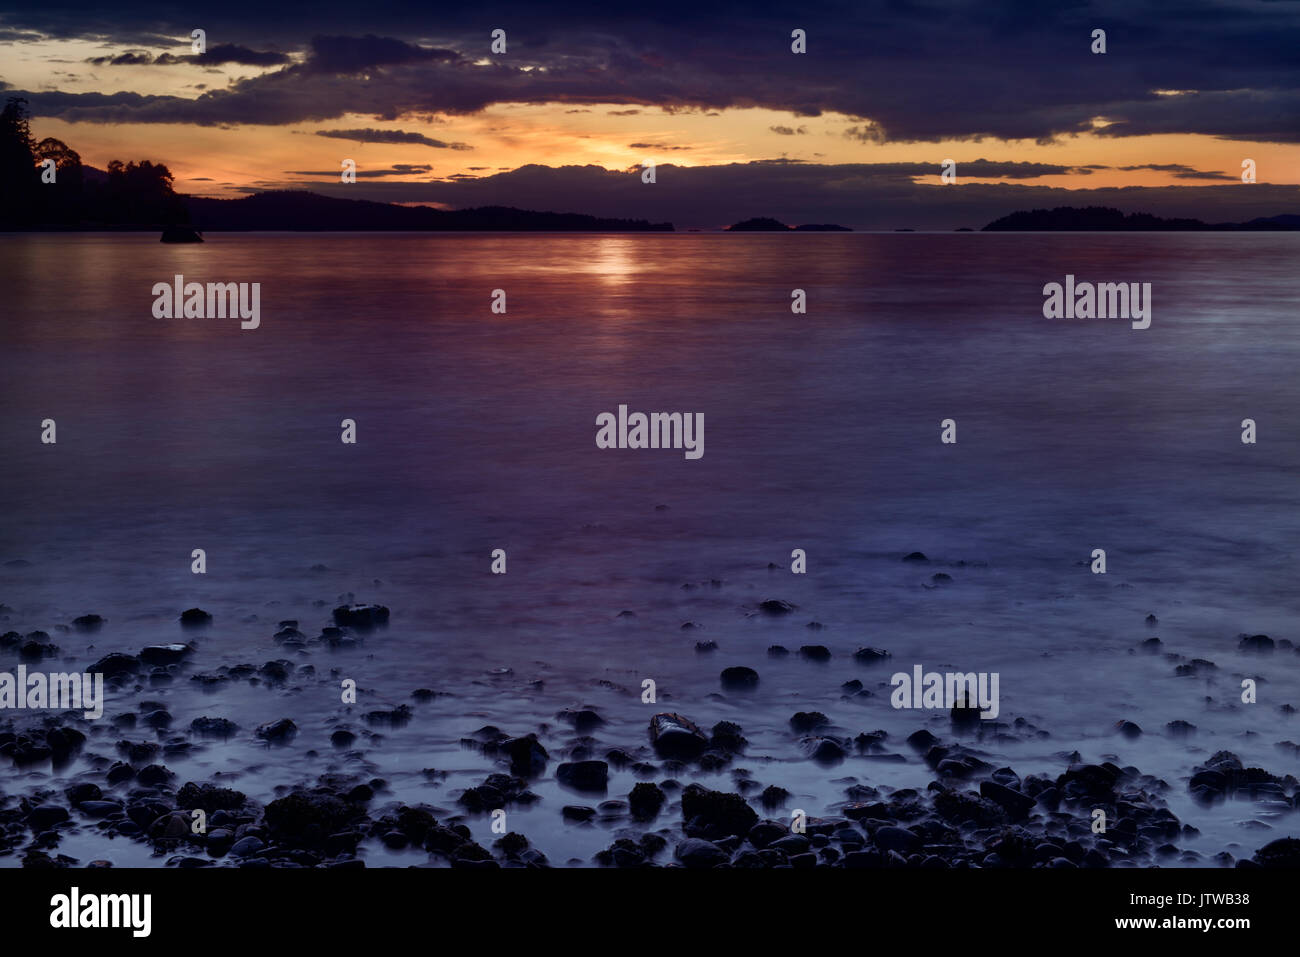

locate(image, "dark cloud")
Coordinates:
158 44 291 66
301 34 457 73
770 125 807 135
5 1 1300 142
284 163 433 178
629 142 691 150
315 127 470 149
87 44 290 66
1119 162 1238 180
86 51 154 65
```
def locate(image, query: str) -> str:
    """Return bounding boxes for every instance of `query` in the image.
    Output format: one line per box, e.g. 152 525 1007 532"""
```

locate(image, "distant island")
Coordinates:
187 191 674 232
726 217 852 231
983 205 1300 231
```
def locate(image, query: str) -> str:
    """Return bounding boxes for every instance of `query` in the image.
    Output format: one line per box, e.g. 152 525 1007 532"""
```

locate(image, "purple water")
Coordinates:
1 231 1298 866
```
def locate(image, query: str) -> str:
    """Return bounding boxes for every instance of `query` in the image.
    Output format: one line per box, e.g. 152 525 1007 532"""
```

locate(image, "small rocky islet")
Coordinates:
2 595 1299 869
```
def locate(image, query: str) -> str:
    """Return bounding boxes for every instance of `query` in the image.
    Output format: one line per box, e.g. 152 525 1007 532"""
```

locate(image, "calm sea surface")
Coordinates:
1 232 1298 865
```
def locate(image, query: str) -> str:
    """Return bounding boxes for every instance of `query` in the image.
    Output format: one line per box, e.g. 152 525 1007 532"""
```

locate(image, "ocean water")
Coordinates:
1 231 1298 866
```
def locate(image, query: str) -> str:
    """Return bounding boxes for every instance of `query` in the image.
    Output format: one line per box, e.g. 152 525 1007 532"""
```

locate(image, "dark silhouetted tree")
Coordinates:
0 97 39 225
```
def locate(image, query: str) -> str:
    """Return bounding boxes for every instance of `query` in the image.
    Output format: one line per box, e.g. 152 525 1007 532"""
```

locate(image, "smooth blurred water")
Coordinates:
1 231 1298 866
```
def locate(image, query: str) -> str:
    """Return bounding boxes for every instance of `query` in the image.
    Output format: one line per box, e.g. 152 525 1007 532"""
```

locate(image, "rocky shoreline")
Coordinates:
2 603 1299 869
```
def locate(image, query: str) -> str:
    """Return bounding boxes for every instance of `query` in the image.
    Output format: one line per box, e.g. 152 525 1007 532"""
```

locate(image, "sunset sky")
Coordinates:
2 0 1297 228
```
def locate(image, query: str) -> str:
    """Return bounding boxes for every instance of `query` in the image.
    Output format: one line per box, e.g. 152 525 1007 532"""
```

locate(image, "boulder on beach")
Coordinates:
179 608 212 627
680 783 758 837
140 643 193 666
757 599 796 616
255 718 297 742
1238 633 1275 653
332 603 390 628
90 652 140 677
649 712 708 759
556 760 608 792
190 716 238 737
719 666 759 690
674 837 729 868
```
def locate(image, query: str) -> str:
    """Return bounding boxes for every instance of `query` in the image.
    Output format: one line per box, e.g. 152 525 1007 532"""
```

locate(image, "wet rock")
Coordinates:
332 603 390 629
1253 838 1300 868
789 711 830 733
802 737 847 764
1117 720 1143 739
562 806 596 822
206 829 235 853
27 805 70 830
72 614 105 632
1145 614 1158 627
47 727 86 756
649 712 708 759
20 639 58 660
979 781 1035 821
758 599 796 616
190 716 238 737
66 783 104 805
177 782 246 812
137 764 173 787
853 647 891 664
1238 634 1275 654
798 645 831 661
748 821 786 849
557 708 604 731
906 729 939 750
1190 752 1287 803
330 730 356 748
1166 720 1196 737
930 573 952 585
873 825 921 853
556 760 608 792
1138 637 1163 653
680 784 758 838
364 705 413 727
933 790 1008 827
720 666 759 690
255 719 298 742
503 734 548 776
694 640 718 653
760 785 790 809
629 782 666 820
229 836 265 858
150 812 191 839
901 552 929 563
710 721 747 754
140 644 192 666
766 645 789 657
674 838 729 868
265 791 367 848
179 608 212 627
